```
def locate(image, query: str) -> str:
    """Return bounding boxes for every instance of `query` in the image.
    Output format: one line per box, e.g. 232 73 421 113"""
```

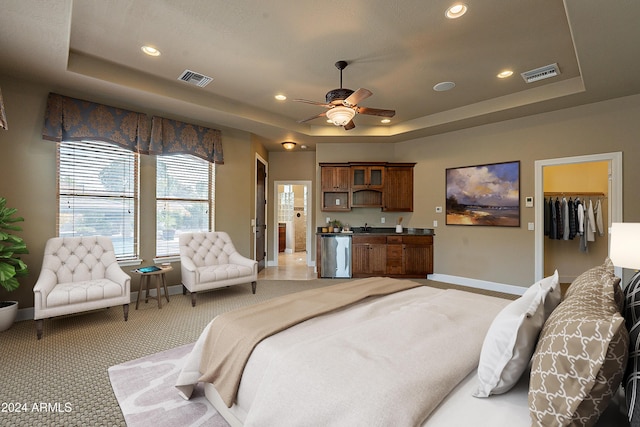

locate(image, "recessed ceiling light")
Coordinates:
275 94 286 101
446 3 468 19
433 81 456 92
381 119 391 124
497 70 514 79
141 46 161 57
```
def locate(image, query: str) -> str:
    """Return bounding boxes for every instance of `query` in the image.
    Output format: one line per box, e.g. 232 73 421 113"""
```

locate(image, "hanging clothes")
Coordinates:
586 199 596 242
549 198 558 240
576 199 584 237
562 197 570 241
568 198 576 240
544 197 551 236
555 198 563 239
595 199 605 236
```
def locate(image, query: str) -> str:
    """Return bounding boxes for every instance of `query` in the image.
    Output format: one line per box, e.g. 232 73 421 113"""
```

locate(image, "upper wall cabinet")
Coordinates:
383 165 414 212
320 164 352 211
320 162 415 212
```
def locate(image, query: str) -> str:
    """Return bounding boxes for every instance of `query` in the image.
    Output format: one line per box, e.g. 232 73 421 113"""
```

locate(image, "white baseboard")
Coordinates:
427 273 527 296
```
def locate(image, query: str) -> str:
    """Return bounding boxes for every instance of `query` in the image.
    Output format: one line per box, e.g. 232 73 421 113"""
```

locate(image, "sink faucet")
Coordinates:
363 223 370 232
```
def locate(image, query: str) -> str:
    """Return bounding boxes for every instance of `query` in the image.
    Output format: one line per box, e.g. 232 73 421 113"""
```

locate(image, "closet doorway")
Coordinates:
534 152 622 282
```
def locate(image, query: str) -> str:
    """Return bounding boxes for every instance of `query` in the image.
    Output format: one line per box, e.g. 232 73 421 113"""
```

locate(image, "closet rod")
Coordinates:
543 191 605 197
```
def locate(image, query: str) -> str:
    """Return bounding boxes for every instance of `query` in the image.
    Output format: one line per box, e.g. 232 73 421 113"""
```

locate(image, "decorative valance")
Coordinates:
150 116 224 164
0 87 7 130
42 93 149 152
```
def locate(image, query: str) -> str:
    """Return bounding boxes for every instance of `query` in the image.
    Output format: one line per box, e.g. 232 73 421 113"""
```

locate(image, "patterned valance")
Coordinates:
149 116 224 164
0 87 7 130
42 93 149 152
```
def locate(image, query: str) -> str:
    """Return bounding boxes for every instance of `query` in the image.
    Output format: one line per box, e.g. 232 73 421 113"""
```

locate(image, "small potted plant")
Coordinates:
331 219 342 233
0 197 29 331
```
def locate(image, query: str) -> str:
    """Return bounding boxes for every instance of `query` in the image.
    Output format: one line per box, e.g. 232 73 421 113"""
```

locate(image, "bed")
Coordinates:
176 263 630 427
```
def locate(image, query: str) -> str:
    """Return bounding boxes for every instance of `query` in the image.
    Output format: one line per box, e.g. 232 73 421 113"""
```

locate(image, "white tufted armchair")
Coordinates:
33 236 131 339
179 231 258 307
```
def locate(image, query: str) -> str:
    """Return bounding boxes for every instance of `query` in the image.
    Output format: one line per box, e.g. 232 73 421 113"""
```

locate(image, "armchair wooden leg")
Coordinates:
182 284 187 295
123 304 129 321
191 292 197 307
251 281 257 294
36 319 43 340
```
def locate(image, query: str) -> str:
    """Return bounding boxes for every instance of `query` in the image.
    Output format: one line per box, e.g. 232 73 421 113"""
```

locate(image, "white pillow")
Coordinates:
473 270 559 397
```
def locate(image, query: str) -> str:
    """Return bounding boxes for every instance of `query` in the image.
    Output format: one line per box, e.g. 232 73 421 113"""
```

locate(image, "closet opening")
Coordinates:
534 152 623 283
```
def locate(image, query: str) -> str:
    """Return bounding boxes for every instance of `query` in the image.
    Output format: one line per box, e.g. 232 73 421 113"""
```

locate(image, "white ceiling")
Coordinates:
1 0 639 151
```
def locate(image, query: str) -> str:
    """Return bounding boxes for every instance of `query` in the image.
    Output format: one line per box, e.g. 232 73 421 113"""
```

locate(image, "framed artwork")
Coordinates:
446 161 520 226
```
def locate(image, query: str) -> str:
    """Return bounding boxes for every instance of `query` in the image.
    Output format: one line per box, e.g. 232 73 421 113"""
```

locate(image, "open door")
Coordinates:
255 156 267 271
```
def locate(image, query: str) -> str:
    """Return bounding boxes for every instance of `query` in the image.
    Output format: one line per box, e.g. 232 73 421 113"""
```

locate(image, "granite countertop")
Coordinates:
316 227 434 236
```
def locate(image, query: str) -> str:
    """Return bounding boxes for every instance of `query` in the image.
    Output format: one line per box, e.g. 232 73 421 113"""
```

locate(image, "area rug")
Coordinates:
108 343 230 427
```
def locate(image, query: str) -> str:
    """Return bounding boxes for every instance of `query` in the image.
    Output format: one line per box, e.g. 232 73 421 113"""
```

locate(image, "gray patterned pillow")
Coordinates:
624 271 640 425
529 259 629 427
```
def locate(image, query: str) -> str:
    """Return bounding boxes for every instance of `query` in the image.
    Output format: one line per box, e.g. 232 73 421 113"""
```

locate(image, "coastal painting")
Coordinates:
446 161 520 227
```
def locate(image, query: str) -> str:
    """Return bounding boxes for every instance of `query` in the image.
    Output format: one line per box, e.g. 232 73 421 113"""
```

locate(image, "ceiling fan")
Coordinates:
294 61 395 130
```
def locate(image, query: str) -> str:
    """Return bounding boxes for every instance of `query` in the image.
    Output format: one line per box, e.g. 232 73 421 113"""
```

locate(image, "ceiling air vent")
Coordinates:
521 63 560 84
178 69 213 87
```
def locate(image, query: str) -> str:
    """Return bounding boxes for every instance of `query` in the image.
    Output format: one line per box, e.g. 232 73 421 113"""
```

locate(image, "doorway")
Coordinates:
255 154 267 271
272 180 313 269
534 152 623 281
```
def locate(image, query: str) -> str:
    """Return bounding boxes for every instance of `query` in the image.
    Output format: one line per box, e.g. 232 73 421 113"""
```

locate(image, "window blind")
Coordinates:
156 154 214 257
58 140 139 260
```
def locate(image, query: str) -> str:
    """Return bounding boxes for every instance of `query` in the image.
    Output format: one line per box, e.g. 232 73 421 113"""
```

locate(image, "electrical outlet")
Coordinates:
381 217 385 224
528 222 535 231
433 220 438 227
326 217 330 224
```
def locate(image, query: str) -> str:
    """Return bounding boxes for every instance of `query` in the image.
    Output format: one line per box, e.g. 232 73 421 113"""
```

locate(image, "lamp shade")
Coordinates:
610 222 640 269
281 141 296 150
326 106 355 126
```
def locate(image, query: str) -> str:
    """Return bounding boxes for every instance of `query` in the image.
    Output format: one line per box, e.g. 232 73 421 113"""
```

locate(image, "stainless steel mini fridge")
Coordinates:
320 235 351 278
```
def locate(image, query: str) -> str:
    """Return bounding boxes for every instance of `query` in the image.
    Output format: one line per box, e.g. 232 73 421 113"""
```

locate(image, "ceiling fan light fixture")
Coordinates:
281 141 296 150
326 106 355 126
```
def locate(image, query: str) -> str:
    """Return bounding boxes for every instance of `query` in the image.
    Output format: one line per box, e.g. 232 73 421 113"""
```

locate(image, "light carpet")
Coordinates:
108 342 229 427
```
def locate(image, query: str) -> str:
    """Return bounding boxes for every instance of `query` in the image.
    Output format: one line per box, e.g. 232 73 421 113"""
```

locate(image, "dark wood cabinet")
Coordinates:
316 232 433 279
400 235 433 276
320 164 351 211
320 162 415 212
383 165 414 212
351 235 387 277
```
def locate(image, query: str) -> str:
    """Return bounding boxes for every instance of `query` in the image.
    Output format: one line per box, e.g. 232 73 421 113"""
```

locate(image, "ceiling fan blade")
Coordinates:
297 111 327 124
292 98 332 108
344 88 372 107
357 106 396 117
344 120 356 130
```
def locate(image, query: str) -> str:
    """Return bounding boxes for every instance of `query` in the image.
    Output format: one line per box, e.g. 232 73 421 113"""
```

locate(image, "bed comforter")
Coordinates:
177 279 510 426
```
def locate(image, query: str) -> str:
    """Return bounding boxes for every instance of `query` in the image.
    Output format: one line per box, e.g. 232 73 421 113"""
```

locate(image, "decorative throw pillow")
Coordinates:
474 271 559 397
624 271 640 425
529 259 629 427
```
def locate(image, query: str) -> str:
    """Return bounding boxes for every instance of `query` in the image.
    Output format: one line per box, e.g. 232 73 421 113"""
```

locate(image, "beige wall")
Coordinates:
0 75 261 309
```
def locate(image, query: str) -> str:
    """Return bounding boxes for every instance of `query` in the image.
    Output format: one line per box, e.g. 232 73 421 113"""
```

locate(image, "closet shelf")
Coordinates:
544 192 605 197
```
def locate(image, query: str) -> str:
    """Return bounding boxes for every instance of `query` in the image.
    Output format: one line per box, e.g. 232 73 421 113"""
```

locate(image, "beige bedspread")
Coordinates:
198 277 424 407
176 278 511 426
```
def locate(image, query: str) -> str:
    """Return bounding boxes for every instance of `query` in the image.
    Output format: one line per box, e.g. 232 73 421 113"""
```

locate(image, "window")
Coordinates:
58 140 139 260
156 154 215 257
